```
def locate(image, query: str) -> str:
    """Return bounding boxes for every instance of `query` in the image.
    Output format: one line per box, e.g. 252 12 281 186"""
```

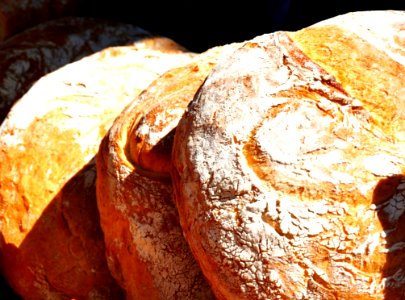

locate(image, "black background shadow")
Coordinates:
373 175 405 299
79 0 405 52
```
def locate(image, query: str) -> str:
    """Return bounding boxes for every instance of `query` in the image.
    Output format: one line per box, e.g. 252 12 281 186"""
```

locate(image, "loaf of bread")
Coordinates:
96 41 241 299
0 0 84 41
171 10 405 299
0 16 155 123
0 36 194 299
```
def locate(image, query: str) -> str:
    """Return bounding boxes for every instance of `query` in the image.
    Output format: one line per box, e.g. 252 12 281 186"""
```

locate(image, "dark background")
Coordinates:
81 0 405 52
1 0 404 299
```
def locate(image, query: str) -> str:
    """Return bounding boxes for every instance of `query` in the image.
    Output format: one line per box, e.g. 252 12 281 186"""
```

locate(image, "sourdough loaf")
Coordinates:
171 10 405 300
0 36 194 299
0 16 154 123
96 41 241 300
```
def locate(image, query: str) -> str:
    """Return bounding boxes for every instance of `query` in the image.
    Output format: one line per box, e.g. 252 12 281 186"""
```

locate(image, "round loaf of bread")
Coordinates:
0 37 194 299
0 16 155 123
171 10 405 299
96 41 240 299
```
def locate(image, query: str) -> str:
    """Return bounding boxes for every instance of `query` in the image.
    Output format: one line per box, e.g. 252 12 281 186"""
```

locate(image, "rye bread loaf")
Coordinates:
171 10 405 299
0 16 154 123
96 41 241 300
0 37 194 300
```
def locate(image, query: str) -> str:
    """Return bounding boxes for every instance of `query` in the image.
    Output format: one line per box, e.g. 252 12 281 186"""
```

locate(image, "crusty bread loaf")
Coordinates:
0 37 194 300
0 0 84 41
171 10 405 300
96 41 241 300
0 16 156 123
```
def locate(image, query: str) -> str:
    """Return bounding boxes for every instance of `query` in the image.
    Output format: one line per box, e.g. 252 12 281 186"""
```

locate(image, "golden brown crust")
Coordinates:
171 10 405 300
0 0 84 41
288 11 405 142
127 45 234 174
0 37 194 299
96 42 240 299
0 16 153 123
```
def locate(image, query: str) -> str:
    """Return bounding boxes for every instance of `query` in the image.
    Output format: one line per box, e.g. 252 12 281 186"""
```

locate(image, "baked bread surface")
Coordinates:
96 41 240 300
0 16 153 123
171 10 405 300
0 37 194 299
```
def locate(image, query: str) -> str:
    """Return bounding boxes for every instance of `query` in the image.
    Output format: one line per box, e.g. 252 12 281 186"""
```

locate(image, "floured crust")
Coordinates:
0 16 153 122
96 42 240 300
0 0 83 41
172 10 405 300
0 38 194 299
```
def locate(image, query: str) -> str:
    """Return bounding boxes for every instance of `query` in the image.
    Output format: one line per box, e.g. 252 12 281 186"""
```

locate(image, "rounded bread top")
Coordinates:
172 10 405 300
